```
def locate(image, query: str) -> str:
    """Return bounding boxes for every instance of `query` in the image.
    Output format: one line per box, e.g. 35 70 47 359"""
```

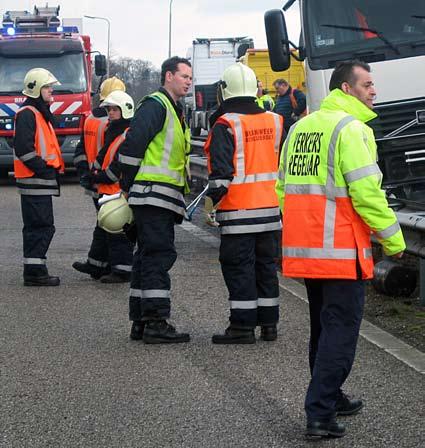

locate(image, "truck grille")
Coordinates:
377 132 425 189
368 98 425 199
370 97 425 139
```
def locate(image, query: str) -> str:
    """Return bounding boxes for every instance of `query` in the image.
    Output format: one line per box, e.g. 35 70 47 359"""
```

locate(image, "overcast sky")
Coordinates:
3 0 301 69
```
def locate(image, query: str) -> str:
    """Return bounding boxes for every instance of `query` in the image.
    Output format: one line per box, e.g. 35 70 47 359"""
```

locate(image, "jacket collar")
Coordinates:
320 89 377 123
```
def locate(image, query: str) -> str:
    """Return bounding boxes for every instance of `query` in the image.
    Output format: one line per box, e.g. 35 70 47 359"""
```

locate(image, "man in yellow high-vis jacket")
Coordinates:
276 60 405 439
118 56 192 344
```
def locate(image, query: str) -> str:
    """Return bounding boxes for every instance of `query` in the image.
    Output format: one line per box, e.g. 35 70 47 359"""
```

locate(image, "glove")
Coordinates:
80 172 94 189
204 196 219 227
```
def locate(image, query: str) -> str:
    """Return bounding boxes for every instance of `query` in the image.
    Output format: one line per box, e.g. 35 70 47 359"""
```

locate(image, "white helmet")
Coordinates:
219 63 257 101
99 76 126 100
98 194 134 234
22 68 60 98
100 91 134 119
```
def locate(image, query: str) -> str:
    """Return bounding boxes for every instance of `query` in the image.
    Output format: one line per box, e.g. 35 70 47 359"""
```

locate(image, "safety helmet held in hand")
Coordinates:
22 68 60 98
219 63 257 101
98 194 134 234
100 91 134 119
99 76 126 100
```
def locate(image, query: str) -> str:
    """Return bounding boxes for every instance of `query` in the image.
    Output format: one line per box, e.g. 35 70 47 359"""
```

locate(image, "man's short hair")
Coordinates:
329 60 371 91
161 56 191 85
273 78 289 87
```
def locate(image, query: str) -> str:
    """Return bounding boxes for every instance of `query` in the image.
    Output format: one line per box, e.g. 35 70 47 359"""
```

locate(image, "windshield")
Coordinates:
0 52 87 95
304 0 425 69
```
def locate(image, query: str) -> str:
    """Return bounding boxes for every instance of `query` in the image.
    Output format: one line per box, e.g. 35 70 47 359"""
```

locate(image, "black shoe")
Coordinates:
306 420 346 439
72 261 109 280
99 272 131 284
260 324 277 341
336 391 363 416
212 326 255 344
143 320 190 344
130 321 145 340
24 275 60 287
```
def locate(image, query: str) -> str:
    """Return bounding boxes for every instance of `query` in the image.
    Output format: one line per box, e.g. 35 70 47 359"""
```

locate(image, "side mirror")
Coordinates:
94 54 107 77
264 9 291 71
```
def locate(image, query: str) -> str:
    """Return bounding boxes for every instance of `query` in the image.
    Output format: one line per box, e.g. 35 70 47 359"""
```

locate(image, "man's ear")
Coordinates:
165 71 173 83
341 82 350 94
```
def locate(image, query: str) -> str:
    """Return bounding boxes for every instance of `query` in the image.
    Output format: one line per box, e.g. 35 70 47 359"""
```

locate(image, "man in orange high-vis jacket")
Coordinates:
73 90 135 284
72 77 126 280
204 63 284 344
275 60 405 439
14 68 64 287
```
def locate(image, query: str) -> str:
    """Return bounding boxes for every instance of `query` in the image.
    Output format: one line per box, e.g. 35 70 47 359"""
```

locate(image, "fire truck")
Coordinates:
0 5 106 177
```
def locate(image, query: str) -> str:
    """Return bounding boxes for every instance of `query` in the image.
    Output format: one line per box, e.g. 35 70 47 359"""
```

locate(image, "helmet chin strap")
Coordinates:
217 80 226 104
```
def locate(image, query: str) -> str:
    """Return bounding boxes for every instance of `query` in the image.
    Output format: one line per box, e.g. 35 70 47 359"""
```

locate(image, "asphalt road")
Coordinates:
0 179 424 448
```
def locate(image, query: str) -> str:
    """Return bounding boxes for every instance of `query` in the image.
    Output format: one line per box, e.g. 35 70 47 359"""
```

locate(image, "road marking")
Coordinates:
180 219 425 375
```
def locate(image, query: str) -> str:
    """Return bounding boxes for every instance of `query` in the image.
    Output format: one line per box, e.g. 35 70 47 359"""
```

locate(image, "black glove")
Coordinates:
123 222 137 243
80 172 94 189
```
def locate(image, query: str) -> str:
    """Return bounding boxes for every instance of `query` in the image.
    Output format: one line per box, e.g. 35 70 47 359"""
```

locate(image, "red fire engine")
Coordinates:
0 5 106 177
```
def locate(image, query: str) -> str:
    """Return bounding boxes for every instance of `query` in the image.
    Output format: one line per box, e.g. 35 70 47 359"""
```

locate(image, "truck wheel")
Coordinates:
191 126 201 137
0 168 9 179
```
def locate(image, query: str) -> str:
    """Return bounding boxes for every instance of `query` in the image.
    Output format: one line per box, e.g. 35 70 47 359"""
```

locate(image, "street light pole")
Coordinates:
168 0 174 58
84 15 111 77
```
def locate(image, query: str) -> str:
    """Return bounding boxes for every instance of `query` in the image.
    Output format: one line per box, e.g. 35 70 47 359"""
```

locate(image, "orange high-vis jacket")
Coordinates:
84 114 108 167
14 105 64 178
205 112 283 211
97 130 127 195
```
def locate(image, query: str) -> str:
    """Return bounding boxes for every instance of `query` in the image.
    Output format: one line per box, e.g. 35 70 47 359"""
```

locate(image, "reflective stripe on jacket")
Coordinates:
205 111 283 234
97 130 127 195
14 106 64 177
14 106 64 196
276 89 406 279
129 91 191 216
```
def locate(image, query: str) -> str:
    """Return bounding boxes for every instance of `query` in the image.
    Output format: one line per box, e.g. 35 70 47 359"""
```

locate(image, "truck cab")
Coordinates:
0 5 106 177
265 0 425 202
186 37 254 136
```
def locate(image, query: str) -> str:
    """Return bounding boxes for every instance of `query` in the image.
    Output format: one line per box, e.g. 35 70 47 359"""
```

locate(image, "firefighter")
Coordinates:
76 90 135 283
275 60 406 438
204 63 284 344
118 56 192 344
14 68 64 286
72 77 126 280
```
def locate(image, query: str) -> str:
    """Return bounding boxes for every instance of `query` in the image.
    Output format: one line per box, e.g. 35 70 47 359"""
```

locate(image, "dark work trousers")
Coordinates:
304 278 365 422
88 198 134 274
129 205 177 321
21 194 55 278
219 231 280 329
87 198 109 271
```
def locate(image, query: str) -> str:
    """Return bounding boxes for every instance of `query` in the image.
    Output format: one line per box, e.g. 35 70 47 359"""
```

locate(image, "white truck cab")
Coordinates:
265 0 425 201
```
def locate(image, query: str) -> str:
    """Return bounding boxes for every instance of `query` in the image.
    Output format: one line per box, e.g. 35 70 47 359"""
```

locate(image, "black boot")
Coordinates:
130 321 145 340
260 324 277 341
72 261 109 280
306 420 346 438
100 272 131 284
24 275 60 287
212 326 255 344
336 391 363 416
143 320 190 344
